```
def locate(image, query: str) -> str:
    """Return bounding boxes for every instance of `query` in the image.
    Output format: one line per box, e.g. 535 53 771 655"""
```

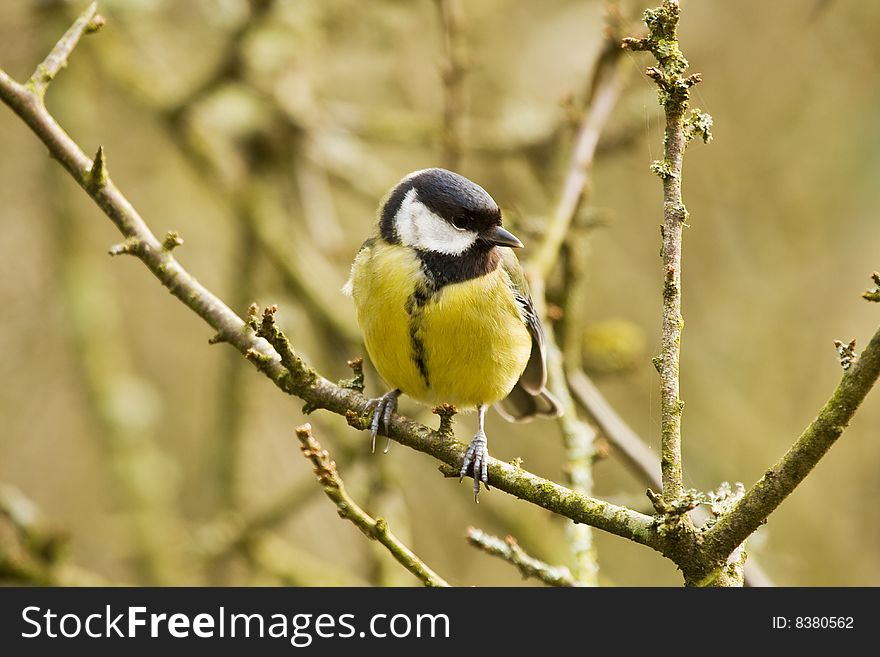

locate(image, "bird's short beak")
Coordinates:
487 225 524 248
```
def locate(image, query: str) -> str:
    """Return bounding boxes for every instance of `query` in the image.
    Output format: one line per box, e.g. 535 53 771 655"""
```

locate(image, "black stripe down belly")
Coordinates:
404 273 438 390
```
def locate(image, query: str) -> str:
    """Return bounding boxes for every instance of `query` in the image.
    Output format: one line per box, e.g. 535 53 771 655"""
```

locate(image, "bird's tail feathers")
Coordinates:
494 383 562 423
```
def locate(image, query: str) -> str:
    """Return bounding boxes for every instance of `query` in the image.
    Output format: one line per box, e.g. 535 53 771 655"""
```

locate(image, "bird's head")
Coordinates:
378 168 523 255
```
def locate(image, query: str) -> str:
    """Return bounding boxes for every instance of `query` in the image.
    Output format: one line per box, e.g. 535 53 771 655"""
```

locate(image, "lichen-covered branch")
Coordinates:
466 527 578 587
622 0 710 505
295 424 449 587
699 320 880 576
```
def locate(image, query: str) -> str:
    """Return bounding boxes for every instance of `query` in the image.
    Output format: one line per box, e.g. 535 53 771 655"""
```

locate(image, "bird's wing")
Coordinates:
499 248 547 394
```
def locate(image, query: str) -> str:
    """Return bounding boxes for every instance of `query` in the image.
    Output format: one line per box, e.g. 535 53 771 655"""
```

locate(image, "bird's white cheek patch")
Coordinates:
395 188 478 255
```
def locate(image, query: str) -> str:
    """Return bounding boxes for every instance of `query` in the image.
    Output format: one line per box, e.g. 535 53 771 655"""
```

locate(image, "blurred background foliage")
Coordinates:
1 0 878 586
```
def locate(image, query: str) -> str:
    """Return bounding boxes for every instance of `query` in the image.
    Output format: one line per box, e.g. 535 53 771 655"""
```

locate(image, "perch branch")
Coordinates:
466 527 578 587
295 424 449 587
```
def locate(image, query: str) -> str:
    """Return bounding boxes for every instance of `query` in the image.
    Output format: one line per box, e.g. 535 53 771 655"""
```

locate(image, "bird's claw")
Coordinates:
367 389 400 453
459 431 490 502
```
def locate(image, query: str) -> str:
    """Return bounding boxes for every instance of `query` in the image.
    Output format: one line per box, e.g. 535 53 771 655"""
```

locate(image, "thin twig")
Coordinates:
434 0 467 170
466 527 578 587
863 271 880 303
529 9 626 278
623 0 706 506
0 484 109 585
48 163 190 584
26 2 102 100
199 441 362 562
295 424 449 587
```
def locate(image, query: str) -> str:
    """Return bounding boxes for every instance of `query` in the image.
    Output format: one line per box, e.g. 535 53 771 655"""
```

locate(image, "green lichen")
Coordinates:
684 109 713 144
651 158 674 179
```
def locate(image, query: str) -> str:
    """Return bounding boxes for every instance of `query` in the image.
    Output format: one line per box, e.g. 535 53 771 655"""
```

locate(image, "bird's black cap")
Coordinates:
379 168 502 243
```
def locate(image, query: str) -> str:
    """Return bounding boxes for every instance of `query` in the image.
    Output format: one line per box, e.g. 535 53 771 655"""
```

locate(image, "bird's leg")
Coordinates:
459 404 490 502
365 388 401 453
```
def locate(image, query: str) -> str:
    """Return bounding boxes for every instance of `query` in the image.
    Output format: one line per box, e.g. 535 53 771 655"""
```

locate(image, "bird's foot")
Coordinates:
459 431 490 502
365 388 401 453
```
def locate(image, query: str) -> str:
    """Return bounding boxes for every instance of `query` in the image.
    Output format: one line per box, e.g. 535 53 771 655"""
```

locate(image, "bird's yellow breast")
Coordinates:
349 240 531 408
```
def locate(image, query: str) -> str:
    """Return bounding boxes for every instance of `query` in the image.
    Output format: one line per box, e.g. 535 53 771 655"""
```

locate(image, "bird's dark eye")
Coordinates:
450 215 468 231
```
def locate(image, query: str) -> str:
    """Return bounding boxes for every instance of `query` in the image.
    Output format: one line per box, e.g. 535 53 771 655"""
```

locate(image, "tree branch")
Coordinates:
466 527 578 587
295 423 449 587
623 0 709 505
699 321 880 573
26 2 103 100
566 367 774 586
529 9 626 279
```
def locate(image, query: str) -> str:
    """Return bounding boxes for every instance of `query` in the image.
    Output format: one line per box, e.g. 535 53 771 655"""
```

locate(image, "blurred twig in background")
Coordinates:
296 423 448 587
466 526 578 587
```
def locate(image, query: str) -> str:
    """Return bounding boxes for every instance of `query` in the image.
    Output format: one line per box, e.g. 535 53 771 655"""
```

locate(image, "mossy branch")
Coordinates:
296 424 449 587
698 313 880 577
622 0 709 506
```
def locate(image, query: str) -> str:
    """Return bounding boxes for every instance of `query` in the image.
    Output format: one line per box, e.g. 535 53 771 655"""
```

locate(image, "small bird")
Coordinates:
344 168 561 499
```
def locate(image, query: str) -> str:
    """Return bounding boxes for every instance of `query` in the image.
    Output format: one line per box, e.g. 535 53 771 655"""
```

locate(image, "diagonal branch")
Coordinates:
529 9 626 279
566 368 775 587
26 2 103 100
295 424 448 587
700 322 880 571
466 527 578 587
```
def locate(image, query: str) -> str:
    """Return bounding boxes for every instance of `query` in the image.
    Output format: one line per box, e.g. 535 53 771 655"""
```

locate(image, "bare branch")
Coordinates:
295 424 449 587
568 368 662 488
466 527 578 587
699 324 880 574
27 2 103 100
622 0 710 506
529 10 626 278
